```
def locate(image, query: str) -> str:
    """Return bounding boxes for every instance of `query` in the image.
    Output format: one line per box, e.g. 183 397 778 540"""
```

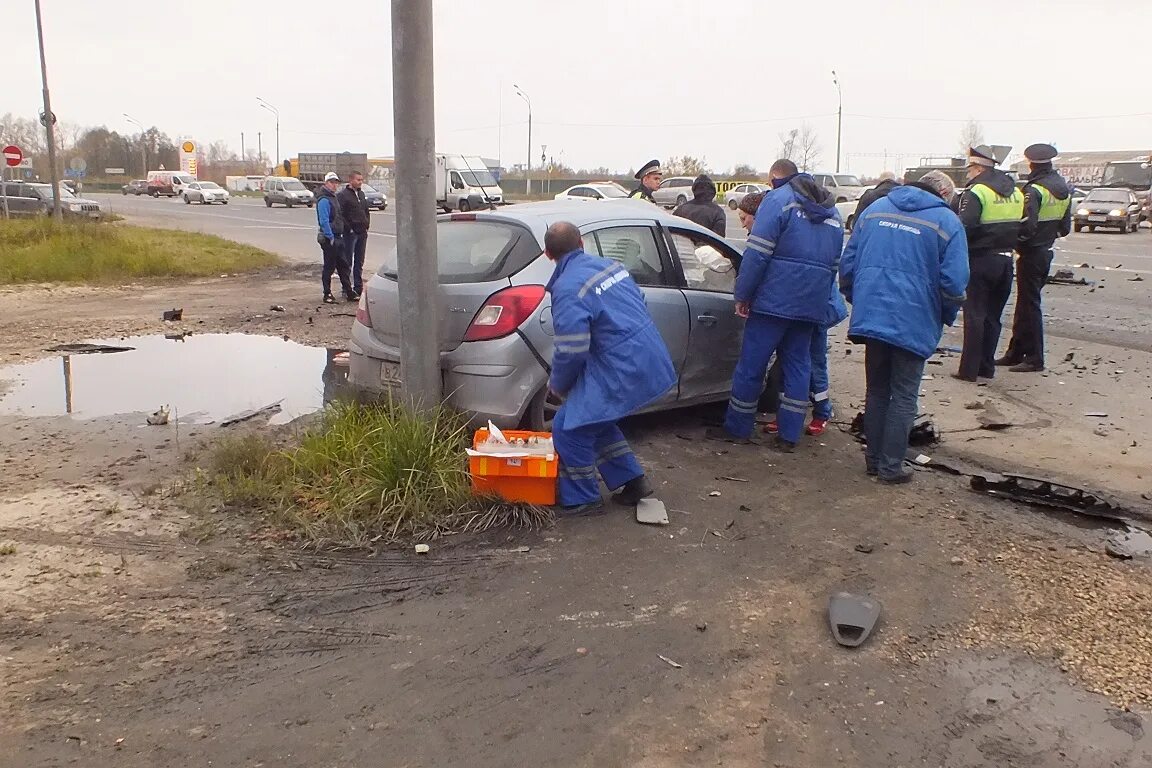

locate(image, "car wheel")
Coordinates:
845 214 856 233
1088 225 1096 233
151 190 159 198
728 199 738 210
122 189 127 196
676 194 687 206
521 386 562 432
307 202 314 208
286 200 293 208
264 198 272 208
459 199 471 212
184 195 191 204
1073 221 1083 233
837 196 848 203
222 200 228 205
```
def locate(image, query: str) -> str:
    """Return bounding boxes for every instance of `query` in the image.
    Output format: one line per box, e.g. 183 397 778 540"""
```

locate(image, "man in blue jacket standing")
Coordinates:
840 171 969 483
545 221 677 515
708 159 844 452
315 171 355 304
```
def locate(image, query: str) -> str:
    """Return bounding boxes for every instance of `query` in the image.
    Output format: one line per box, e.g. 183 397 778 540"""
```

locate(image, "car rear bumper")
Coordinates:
347 322 546 428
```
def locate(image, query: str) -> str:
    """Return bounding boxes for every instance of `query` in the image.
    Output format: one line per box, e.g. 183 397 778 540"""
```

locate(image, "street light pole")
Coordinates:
257 98 280 171
513 85 532 196
832 70 842 174
391 0 441 407
123 113 147 177
34 0 61 220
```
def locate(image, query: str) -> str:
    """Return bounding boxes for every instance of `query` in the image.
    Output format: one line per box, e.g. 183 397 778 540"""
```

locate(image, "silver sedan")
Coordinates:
723 183 770 210
347 200 749 429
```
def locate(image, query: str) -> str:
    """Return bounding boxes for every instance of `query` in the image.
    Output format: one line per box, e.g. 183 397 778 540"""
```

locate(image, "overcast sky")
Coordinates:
7 0 1152 177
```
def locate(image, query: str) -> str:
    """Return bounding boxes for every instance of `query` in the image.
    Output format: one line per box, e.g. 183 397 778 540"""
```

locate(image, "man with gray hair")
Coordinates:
853 169 901 220
839 170 969 483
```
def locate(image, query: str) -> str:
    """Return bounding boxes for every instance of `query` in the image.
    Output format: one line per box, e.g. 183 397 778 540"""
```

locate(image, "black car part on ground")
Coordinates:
969 472 1129 523
1047 269 1091 286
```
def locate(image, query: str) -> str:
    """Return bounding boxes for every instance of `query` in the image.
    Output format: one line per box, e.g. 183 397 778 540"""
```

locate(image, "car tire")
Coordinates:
1088 225 1096 233
151 190 159 198
307 202 314 208
521 386 561 432
122 189 127 196
264 198 272 208
459 199 471 212
286 200 294 208
222 200 228 205
184 195 191 204
728 199 738 210
1073 221 1083 233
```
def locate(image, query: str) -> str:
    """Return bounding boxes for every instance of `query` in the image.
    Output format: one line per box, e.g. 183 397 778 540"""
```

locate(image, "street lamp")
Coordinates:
832 70 842 173
123 113 147 176
256 97 279 173
513 84 532 196
34 0 61 220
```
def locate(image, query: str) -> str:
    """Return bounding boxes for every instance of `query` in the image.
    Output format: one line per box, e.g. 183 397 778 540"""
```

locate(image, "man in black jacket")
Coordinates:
996 143 1071 373
853 170 899 220
673 175 726 236
338 171 371 296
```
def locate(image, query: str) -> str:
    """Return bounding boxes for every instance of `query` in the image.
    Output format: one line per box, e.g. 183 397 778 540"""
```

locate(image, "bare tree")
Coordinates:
778 128 799 163
797 125 822 171
732 163 758 179
958 119 984 154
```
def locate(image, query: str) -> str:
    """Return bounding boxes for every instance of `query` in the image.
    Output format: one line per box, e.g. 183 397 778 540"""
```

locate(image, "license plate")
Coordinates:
1088 215 1106 222
380 361 402 386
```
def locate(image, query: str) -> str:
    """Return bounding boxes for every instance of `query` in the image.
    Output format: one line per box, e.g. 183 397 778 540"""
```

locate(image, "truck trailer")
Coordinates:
286 153 370 191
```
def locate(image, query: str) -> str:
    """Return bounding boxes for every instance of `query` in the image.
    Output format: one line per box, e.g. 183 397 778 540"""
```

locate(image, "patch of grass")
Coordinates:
200 401 551 546
0 543 16 556
0 218 280 284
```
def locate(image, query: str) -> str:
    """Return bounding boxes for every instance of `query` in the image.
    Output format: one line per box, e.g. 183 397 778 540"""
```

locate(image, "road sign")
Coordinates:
105 167 125 175
64 168 86 178
3 145 22 167
39 111 56 127
69 157 87 172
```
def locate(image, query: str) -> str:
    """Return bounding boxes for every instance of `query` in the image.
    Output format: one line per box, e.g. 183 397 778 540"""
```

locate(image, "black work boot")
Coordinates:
612 475 654 506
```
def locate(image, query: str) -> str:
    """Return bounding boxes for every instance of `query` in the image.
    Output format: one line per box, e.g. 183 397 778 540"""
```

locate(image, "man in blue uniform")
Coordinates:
708 159 844 452
545 221 677 515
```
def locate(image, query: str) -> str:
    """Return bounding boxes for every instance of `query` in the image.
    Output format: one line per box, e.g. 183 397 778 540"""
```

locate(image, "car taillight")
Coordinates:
463 285 546 342
356 293 372 328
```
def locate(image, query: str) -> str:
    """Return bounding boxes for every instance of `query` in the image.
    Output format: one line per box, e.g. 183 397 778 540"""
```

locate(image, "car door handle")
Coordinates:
697 313 718 326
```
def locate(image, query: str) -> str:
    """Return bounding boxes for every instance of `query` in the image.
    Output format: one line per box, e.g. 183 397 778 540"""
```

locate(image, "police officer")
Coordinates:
996 143 1071 373
953 145 1024 382
629 159 662 203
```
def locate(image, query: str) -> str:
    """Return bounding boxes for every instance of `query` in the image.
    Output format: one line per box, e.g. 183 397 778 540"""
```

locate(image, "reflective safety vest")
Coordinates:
967 182 1024 253
971 182 1025 224
1034 184 1071 222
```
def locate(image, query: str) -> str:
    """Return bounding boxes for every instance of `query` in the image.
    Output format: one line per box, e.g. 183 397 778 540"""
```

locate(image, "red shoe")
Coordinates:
806 418 828 437
762 418 779 434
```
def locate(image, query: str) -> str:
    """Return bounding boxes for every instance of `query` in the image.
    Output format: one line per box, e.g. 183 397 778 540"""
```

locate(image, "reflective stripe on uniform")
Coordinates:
811 389 830 402
577 264 627 298
597 440 633 464
864 210 953 241
728 394 759 414
779 394 809 415
747 234 776 254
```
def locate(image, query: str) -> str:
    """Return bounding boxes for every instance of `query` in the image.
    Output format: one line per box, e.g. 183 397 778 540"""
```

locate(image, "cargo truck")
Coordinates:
436 154 504 212
288 152 370 191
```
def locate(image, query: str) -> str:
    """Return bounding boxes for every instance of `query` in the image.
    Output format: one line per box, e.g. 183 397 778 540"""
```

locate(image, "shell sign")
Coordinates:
179 140 198 178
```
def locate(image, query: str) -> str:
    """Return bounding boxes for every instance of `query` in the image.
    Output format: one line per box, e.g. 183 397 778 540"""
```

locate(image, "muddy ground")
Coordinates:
2 265 1152 767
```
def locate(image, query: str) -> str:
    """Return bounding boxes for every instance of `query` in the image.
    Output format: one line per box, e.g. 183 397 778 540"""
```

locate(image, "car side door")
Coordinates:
662 226 745 402
580 222 690 404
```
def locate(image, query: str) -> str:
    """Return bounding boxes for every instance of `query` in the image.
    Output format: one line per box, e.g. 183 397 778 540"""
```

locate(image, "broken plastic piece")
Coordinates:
828 592 881 648
969 473 1129 522
162 308 184 321
636 497 669 526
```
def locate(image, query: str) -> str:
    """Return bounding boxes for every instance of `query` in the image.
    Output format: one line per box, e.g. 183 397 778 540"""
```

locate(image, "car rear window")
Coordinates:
378 220 541 284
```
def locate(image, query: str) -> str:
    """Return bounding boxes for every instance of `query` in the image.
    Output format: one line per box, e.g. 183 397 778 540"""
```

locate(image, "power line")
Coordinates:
847 111 1152 124
537 113 837 129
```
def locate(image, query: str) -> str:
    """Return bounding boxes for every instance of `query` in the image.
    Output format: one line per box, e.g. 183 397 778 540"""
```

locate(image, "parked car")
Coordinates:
182 181 230 205
652 176 696 208
122 179 148 196
1073 188 1142 233
811 173 866 203
362 183 388 210
147 170 196 197
553 182 630 202
723 183 770 210
0 182 104 220
263 176 314 208
348 200 749 430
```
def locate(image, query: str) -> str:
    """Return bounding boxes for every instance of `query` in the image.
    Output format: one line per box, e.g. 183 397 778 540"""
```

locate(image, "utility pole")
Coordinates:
257 132 263 173
391 0 441 406
513 84 531 196
123 114 147 177
241 132 246 172
34 0 61 220
832 70 842 174
257 98 279 171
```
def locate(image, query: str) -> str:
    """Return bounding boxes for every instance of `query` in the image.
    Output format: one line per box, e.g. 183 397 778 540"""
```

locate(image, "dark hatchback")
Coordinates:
1073 188 1143 233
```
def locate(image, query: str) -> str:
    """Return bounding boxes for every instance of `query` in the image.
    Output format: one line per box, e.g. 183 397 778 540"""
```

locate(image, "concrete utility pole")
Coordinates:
34 0 62 220
514 84 532 196
241 132 246 171
123 114 147 177
257 132 263 173
391 0 441 406
832 70 843 174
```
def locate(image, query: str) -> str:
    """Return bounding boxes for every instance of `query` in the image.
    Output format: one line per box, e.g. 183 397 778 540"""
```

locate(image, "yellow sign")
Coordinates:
181 141 195 153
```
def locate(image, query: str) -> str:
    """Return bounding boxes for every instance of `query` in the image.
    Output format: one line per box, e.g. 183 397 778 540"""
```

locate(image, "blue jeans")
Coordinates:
724 313 814 443
343 230 368 294
863 340 926 479
810 327 832 420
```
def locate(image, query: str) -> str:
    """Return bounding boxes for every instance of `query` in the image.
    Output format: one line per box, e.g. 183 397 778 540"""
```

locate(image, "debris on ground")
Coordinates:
977 405 1013 430
636 498 670 526
219 400 284 428
969 473 1129 522
1084 412 1109 418
829 592 881 648
854 543 874 554
908 417 939 447
1129 275 1144 282
146 405 170 426
964 400 986 410
1047 270 1091 286
162 308 184 321
270 304 286 312
414 544 430 554
45 343 134 354
657 654 683 669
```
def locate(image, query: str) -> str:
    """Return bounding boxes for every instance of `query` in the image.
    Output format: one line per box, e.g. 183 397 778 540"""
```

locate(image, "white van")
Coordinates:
262 176 315 208
147 170 196 198
435 154 504 211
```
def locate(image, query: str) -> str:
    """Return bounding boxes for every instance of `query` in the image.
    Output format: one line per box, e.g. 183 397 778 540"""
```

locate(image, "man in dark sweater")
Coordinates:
673 175 726 236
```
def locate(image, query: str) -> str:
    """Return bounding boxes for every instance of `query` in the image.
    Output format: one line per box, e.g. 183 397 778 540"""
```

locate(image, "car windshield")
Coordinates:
380 220 524 282
283 180 306 191
835 175 862 186
459 170 497 187
1100 164 1152 189
594 186 628 198
362 184 378 193
199 182 220 189
31 185 72 199
1085 190 1131 203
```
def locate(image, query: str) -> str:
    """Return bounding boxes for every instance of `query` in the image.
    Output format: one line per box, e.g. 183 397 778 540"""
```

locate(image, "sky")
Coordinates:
6 0 1152 178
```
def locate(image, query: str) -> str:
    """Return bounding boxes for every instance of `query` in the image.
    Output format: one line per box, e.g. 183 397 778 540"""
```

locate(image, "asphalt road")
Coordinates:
94 192 1152 352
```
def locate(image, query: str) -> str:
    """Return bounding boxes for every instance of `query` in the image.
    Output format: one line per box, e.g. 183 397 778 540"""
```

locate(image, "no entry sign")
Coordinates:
3 145 22 167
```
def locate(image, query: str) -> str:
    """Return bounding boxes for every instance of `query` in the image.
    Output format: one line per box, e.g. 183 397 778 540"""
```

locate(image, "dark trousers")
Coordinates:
863 340 926 479
959 253 1013 380
344 229 368 294
1004 246 1053 366
320 236 353 298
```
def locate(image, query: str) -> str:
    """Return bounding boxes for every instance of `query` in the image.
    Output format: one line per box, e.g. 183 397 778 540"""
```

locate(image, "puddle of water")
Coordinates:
0 334 346 425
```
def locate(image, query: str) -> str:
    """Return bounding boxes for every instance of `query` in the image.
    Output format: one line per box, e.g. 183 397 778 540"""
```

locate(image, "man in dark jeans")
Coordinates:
315 172 355 303
338 170 371 296
840 171 969 483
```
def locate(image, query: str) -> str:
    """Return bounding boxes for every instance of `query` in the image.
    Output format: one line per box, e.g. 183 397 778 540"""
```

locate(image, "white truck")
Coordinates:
436 154 504 212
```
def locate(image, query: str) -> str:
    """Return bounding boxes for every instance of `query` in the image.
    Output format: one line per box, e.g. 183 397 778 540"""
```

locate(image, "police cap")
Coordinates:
967 145 997 168
634 159 662 180
1024 143 1058 164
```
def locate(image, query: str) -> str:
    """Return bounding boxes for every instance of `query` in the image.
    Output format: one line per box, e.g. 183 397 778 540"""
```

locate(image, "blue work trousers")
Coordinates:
809 327 832 420
552 404 644 507
724 313 815 443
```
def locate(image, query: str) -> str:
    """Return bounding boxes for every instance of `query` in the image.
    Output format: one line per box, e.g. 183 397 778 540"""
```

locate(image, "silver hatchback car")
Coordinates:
347 200 749 429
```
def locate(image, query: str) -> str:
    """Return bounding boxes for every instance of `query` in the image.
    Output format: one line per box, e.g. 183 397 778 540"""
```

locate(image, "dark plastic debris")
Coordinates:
969 472 1128 522
162 308 184 321
45 343 133 355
